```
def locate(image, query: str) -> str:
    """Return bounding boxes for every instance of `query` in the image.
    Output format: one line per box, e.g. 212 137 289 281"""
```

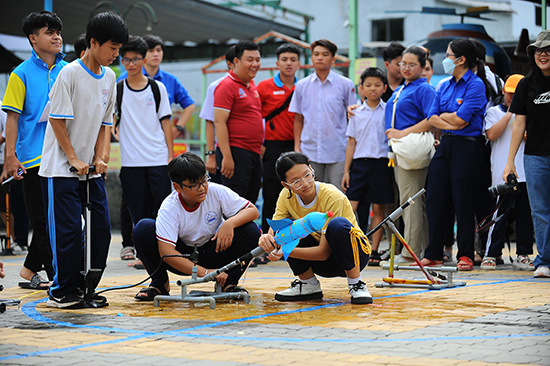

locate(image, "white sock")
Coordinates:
347 276 361 285
300 276 319 285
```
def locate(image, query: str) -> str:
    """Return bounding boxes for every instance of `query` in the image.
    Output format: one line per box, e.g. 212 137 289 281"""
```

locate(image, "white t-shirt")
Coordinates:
118 79 172 167
39 59 115 179
156 183 251 247
346 100 387 159
199 74 228 122
484 104 525 185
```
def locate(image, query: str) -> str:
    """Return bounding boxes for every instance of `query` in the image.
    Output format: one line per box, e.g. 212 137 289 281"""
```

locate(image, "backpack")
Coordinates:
115 76 161 128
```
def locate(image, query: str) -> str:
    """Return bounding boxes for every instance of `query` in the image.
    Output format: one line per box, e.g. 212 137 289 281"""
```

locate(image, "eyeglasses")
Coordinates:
286 170 315 190
535 47 550 56
121 57 144 65
398 62 420 70
180 176 211 191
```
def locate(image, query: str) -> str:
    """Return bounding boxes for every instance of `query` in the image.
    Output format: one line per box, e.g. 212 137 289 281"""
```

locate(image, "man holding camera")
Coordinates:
481 74 534 271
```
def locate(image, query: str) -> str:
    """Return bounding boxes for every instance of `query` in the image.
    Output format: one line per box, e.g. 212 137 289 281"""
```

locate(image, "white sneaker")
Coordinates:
534 265 550 278
348 281 373 304
512 255 535 271
275 279 323 301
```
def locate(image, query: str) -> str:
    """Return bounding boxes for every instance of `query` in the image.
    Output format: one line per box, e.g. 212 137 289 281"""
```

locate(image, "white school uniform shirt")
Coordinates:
39 59 115 179
346 100 387 159
156 183 251 247
118 79 172 167
289 70 356 164
484 104 526 185
199 73 229 122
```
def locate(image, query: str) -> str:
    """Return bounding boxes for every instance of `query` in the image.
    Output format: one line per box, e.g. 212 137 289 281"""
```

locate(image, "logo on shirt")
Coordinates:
534 91 550 105
102 89 110 107
238 88 247 98
273 90 285 95
456 98 463 105
146 95 155 106
204 211 218 225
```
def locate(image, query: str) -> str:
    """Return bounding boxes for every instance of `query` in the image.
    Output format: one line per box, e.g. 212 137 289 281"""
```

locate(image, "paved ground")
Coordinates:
1 233 549 366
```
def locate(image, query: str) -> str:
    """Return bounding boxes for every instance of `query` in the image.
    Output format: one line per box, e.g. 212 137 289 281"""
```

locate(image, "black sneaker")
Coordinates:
46 290 85 309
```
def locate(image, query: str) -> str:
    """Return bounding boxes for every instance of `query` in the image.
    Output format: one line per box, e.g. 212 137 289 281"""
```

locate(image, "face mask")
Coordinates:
442 57 458 75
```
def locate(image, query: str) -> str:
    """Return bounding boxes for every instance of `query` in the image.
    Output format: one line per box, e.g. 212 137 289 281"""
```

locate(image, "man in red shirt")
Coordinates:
256 44 301 232
213 40 263 203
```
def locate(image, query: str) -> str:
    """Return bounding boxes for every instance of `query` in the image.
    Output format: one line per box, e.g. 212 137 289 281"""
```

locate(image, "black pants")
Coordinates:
133 219 261 290
216 146 261 204
262 140 293 232
425 135 486 262
23 167 54 280
486 183 534 257
287 217 369 278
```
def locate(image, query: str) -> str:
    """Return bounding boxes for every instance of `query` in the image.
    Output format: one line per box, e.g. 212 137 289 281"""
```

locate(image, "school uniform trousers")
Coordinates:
41 176 111 298
23 167 54 280
216 146 262 204
261 140 293 232
133 219 260 290
287 217 370 277
425 134 486 261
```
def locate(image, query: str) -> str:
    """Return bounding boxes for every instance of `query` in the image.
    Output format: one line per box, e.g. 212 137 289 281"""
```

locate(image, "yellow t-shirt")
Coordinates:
272 182 363 242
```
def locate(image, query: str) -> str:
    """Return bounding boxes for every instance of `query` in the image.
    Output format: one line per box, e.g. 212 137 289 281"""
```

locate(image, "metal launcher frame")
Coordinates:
372 189 466 290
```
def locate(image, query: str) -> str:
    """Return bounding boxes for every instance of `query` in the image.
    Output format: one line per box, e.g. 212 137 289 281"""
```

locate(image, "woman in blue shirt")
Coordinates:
385 46 435 262
421 38 490 271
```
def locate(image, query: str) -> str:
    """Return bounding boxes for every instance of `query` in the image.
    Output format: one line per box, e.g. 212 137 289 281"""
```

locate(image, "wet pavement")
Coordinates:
1 233 549 366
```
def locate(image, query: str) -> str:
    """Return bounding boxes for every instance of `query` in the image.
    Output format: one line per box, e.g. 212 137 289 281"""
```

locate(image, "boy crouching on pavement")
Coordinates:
132 152 261 301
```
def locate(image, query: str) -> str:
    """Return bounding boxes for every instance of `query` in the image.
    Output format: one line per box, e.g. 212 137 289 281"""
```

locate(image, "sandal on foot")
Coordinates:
223 284 248 293
120 247 136 261
411 258 442 267
457 256 474 271
480 257 496 270
134 287 168 301
443 251 452 263
368 250 381 266
19 273 50 290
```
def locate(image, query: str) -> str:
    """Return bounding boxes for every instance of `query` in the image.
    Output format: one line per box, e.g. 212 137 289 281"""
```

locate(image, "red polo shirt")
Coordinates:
256 73 295 141
213 70 263 154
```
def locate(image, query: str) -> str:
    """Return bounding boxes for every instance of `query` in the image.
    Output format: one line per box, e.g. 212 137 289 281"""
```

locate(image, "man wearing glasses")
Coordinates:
117 36 173 238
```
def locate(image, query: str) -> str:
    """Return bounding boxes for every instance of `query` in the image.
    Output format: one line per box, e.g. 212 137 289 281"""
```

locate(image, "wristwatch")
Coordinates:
205 150 216 156
175 124 185 133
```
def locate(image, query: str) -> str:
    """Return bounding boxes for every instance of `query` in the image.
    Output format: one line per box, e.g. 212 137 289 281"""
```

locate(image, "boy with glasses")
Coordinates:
117 36 173 247
132 152 261 301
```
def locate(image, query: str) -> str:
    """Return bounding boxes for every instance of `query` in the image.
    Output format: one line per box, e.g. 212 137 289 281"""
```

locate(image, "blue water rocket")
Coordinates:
267 211 334 260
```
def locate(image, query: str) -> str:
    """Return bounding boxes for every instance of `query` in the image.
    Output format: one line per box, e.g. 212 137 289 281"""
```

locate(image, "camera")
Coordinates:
488 173 519 197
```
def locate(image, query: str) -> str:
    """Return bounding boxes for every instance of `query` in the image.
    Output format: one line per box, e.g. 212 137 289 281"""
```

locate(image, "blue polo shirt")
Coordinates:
1 50 67 168
385 77 435 131
118 67 194 108
428 69 487 137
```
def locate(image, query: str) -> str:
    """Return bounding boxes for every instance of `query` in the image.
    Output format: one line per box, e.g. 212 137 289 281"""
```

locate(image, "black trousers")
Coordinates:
425 135 486 261
133 219 260 290
23 167 54 279
262 140 293 233
216 146 261 204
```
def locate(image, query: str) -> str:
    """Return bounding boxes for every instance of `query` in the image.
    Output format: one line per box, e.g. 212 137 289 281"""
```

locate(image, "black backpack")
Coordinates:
115 77 161 128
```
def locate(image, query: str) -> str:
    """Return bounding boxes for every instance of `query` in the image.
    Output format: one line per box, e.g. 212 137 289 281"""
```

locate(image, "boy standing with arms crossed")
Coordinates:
39 12 128 308
341 68 394 265
2 11 66 289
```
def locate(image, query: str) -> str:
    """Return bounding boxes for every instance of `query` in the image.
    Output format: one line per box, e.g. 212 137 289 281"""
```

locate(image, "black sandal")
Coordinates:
223 284 248 293
134 286 168 301
18 273 50 290
368 250 381 266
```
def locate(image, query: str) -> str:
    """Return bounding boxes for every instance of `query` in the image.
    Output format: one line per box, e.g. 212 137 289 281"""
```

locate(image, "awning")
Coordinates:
1 0 305 46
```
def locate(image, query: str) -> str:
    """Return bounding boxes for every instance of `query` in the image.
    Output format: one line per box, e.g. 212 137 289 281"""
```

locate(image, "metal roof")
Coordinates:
1 0 305 46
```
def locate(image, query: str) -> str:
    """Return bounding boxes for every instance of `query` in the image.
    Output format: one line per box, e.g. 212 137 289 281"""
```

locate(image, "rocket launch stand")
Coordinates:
373 189 466 290
154 247 264 309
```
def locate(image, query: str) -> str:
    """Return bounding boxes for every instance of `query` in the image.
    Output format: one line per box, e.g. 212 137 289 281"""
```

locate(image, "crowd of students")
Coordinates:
1 10 550 309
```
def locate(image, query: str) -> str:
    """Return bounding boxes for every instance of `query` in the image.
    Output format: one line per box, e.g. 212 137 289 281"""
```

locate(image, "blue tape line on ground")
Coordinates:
3 277 545 361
